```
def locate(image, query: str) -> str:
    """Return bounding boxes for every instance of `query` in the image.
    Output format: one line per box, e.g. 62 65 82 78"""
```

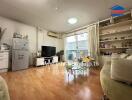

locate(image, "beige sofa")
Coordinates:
0 76 10 100
100 60 132 100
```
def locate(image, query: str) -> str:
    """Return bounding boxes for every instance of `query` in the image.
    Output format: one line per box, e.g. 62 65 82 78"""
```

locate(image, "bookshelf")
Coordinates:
99 29 132 36
99 10 132 55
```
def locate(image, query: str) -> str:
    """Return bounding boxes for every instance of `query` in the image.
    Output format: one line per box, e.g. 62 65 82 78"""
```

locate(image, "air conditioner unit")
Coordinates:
47 31 62 38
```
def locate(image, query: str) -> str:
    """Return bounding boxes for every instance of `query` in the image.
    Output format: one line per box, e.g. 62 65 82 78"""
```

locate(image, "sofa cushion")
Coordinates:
111 53 129 59
120 53 129 58
101 63 132 100
111 53 120 59
111 58 132 83
126 55 132 60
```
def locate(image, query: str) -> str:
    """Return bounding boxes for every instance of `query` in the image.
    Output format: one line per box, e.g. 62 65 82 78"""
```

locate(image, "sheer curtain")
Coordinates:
87 24 99 65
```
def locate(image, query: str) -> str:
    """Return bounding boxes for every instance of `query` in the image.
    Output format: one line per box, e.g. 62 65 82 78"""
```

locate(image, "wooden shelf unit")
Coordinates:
100 47 130 50
100 38 132 43
100 20 132 30
99 10 132 55
99 29 132 36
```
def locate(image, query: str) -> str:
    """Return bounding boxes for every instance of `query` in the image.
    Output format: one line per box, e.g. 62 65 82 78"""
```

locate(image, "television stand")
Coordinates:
36 56 58 66
44 57 52 65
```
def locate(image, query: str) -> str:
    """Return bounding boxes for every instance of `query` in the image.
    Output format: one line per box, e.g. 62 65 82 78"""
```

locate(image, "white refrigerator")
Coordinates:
12 38 29 71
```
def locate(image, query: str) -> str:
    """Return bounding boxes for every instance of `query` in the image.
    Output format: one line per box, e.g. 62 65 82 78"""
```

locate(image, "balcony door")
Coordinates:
65 32 88 61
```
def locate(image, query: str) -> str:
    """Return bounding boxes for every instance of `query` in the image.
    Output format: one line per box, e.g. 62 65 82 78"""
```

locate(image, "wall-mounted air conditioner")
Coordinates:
47 31 62 39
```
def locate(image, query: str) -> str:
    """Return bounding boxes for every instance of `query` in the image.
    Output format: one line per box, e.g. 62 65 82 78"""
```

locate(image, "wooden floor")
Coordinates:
0 63 103 100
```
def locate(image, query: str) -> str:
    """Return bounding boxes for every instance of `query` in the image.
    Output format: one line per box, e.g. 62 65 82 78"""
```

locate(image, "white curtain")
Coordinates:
87 24 99 66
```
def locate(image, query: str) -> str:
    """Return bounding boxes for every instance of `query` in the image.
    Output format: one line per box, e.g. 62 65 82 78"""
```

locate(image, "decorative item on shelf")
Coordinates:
127 42 129 47
106 22 110 26
121 36 125 40
109 38 112 41
104 38 111 41
128 42 132 47
122 42 125 47
111 45 116 49
13 32 22 38
111 30 116 34
100 43 105 48
114 37 118 40
100 38 103 41
122 41 132 48
106 31 111 34
125 42 128 47
102 51 112 55
23 35 28 40
130 26 132 30
105 44 111 48
128 35 132 38
121 28 130 32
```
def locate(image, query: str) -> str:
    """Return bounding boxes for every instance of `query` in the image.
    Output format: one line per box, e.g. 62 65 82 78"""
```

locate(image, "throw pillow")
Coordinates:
111 58 132 84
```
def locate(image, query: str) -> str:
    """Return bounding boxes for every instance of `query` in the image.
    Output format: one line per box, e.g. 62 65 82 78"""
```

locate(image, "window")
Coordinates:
65 32 88 61
76 33 88 58
66 36 76 50
66 36 77 60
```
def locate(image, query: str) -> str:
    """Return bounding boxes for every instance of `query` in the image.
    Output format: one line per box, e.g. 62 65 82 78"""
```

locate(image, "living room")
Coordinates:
0 0 132 100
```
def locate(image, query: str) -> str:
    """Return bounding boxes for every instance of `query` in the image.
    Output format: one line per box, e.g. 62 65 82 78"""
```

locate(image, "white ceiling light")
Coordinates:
68 17 78 25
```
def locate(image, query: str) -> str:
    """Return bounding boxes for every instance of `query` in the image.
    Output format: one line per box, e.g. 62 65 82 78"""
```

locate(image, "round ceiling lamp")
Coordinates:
68 17 78 25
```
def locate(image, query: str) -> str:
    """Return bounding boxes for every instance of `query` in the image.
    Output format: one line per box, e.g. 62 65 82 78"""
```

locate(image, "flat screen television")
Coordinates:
41 46 56 57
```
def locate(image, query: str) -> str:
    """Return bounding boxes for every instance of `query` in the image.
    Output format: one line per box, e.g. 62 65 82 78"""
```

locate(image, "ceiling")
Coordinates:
0 0 132 33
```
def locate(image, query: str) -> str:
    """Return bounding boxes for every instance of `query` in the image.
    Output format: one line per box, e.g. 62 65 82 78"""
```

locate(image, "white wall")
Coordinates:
0 17 37 53
0 16 37 65
38 30 64 53
0 16 64 66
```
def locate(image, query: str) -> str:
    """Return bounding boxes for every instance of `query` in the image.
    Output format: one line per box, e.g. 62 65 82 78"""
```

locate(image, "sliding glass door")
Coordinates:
66 35 77 60
76 33 88 58
65 32 88 61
